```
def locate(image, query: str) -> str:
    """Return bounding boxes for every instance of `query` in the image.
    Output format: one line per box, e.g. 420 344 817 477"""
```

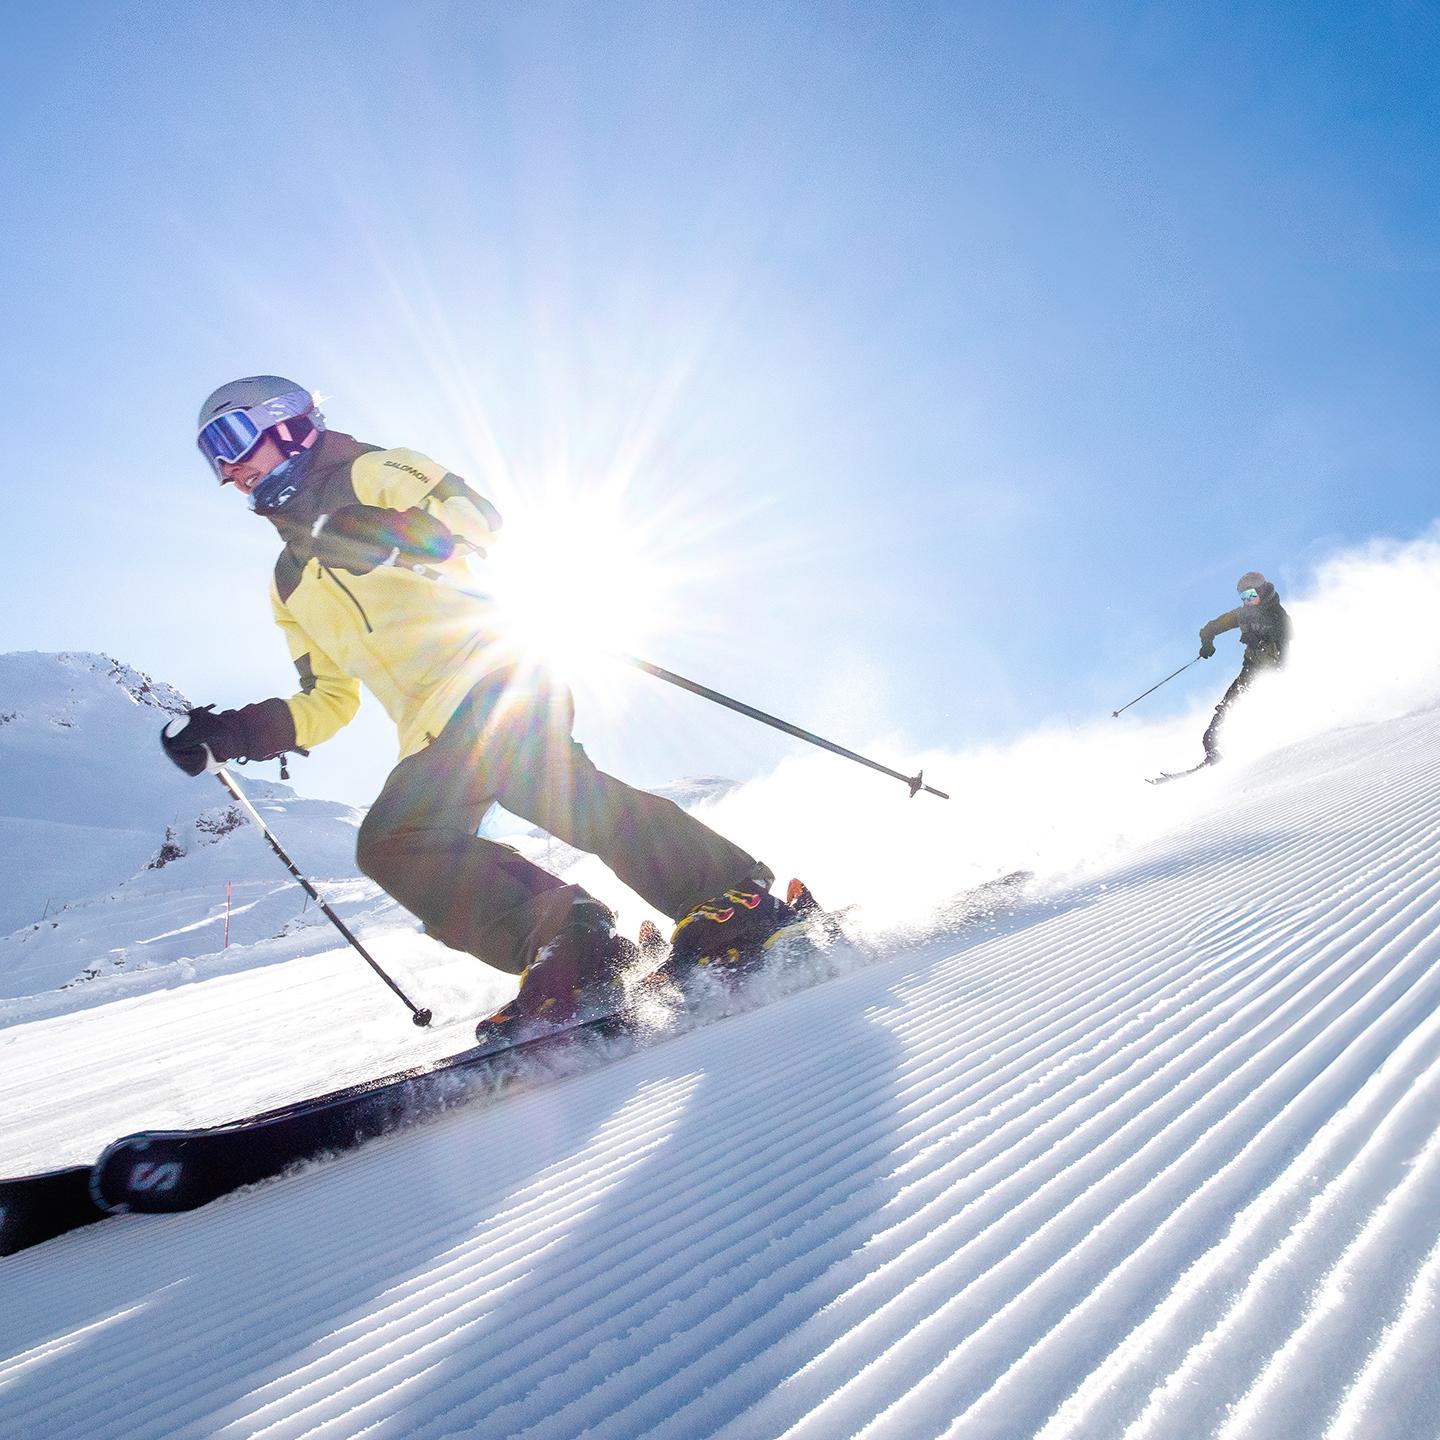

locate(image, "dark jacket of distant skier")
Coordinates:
165 379 788 1004
1197 570 1291 762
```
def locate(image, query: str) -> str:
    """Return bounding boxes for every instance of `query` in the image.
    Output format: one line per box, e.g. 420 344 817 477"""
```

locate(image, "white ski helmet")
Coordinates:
195 374 325 481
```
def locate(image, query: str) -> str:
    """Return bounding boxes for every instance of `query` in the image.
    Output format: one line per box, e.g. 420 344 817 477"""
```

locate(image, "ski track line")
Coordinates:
1138 1077 1440 1440
1210 1114 1440 1440
7 1072 706 1440
0 881 1416 1434
197 1075 712 1440
1327 1226 1440 1440
975 977 1440 1439
711 921 1440 1440
318 823 1440 1440
196 975 1007 1439
1026 998 1440 1437
691 766 1440 1428
731 898 1428 1416
0 1300 151 1390
864 748 1440 1082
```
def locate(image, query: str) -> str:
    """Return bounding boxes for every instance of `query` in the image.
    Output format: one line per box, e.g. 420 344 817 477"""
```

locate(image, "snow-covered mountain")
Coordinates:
0 651 370 1003
0 651 196 938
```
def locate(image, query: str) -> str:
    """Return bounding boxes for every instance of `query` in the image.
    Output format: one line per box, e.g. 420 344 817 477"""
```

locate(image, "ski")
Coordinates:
89 886 846 1225
1147 761 1214 785
91 1006 635 1219
0 1164 106 1256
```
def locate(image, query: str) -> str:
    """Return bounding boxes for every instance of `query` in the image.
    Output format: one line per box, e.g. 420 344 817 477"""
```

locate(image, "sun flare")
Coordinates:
483 493 677 683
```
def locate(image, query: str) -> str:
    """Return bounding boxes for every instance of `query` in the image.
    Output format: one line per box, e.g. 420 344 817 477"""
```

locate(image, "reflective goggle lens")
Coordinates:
1239 588 1259 602
196 389 313 478
197 411 264 474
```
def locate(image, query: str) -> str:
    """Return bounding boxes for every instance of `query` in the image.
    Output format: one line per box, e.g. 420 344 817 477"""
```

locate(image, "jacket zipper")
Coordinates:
321 565 374 633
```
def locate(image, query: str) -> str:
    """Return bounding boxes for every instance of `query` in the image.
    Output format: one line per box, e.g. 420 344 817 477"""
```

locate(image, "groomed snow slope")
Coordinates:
4 706 1440 1438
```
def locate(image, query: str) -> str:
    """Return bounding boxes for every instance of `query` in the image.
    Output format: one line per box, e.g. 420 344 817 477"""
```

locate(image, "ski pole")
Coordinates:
1111 658 1199 718
619 654 950 800
212 767 433 1027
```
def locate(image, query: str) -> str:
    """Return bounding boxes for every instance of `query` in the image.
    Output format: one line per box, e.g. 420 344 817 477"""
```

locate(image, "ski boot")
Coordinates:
475 897 633 1046
667 875 798 978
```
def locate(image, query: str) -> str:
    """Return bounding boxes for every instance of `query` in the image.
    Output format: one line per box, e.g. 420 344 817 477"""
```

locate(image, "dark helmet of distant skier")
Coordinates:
196 375 326 512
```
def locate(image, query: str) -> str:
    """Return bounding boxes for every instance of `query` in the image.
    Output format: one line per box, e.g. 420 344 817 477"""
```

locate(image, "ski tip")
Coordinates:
637 920 668 960
1147 762 1210 785
785 878 824 918
785 877 823 910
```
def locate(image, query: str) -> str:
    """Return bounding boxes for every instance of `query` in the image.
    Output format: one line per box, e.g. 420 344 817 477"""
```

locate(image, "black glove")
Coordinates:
161 701 296 777
1199 638 1216 659
315 505 456 574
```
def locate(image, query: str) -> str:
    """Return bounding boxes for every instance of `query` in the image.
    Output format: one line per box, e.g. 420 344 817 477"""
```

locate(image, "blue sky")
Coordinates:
3 1 1438 808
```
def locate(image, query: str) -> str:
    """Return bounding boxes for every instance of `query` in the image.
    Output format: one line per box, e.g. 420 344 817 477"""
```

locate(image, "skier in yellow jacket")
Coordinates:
163 376 790 1032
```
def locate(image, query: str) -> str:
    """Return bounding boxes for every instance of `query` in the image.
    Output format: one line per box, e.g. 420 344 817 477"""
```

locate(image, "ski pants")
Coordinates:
355 673 767 975
1202 651 1277 761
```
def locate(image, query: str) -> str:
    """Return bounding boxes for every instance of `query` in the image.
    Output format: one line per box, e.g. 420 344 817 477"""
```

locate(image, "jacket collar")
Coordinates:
263 430 376 539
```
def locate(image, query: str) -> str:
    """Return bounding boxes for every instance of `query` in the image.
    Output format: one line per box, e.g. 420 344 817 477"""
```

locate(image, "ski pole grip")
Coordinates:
164 716 222 773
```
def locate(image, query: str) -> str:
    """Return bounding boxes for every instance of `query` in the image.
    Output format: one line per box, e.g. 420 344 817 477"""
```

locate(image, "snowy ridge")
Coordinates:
0 650 381 1001
0 650 189 726
4 709 1440 1437
0 651 220 942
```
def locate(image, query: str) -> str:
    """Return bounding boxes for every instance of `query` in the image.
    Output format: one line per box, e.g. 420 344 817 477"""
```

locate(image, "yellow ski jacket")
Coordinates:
264 431 517 761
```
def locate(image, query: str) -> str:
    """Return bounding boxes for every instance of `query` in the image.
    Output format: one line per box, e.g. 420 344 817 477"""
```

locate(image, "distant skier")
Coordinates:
162 375 793 1028
1196 570 1291 764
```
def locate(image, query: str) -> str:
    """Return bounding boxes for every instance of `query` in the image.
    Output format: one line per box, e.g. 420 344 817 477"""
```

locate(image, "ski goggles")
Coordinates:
197 389 314 479
1239 587 1260 604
